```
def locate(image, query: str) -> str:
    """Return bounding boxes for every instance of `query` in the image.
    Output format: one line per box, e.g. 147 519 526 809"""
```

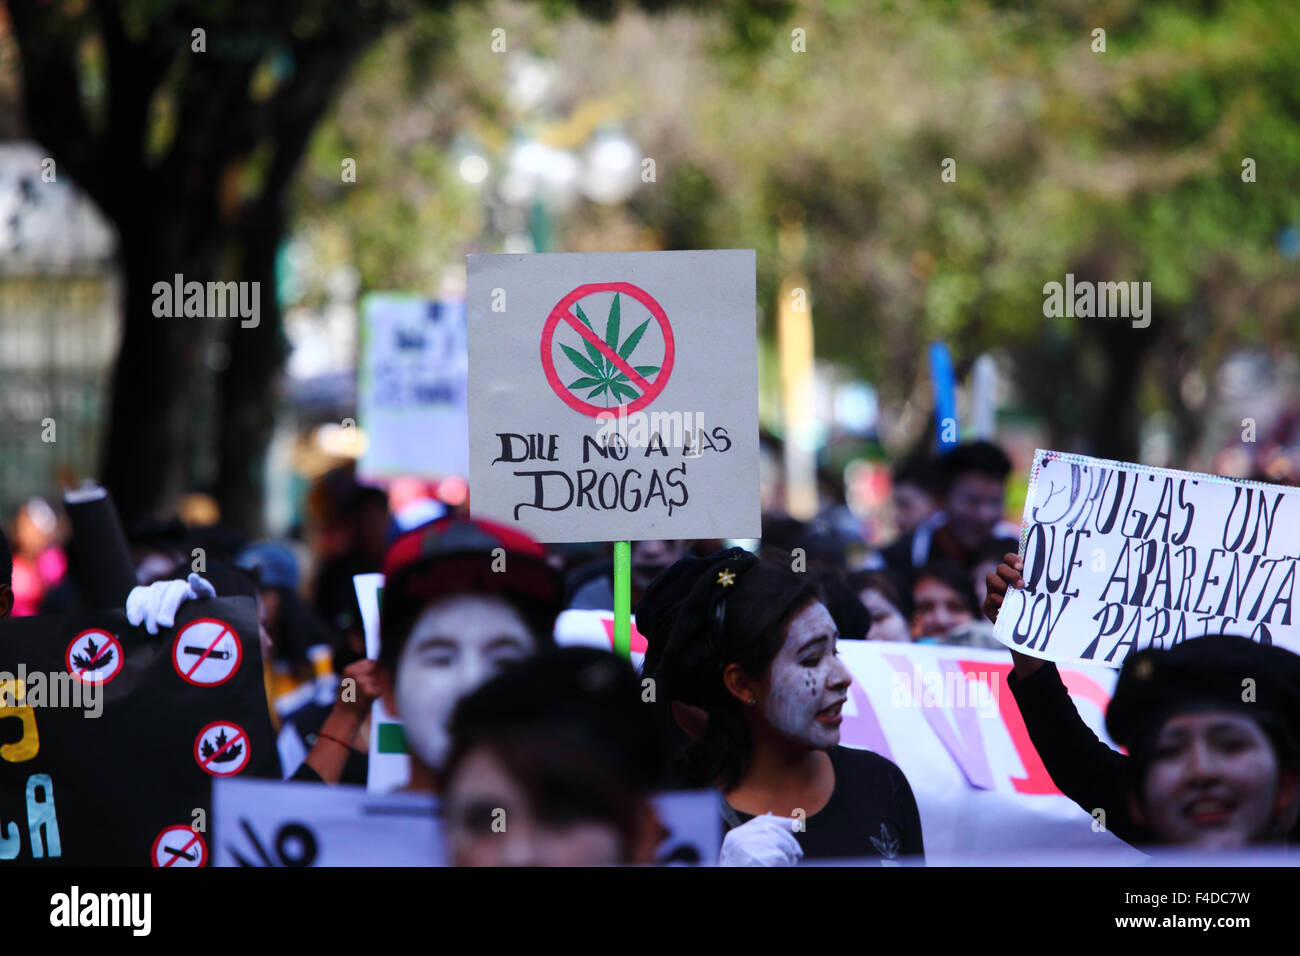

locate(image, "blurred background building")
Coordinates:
0 141 118 518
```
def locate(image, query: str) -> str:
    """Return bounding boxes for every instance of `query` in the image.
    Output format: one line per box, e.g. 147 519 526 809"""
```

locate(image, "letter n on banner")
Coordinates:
966 662 1113 795
886 656 993 790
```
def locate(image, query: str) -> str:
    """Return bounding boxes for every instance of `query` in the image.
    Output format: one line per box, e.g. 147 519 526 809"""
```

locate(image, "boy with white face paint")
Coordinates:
640 549 925 863
442 647 668 866
388 593 537 783
304 516 562 793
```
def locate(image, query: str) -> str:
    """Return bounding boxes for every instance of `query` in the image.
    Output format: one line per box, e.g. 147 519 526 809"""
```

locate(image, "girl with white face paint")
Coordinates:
1104 636 1300 851
639 550 925 863
744 600 852 752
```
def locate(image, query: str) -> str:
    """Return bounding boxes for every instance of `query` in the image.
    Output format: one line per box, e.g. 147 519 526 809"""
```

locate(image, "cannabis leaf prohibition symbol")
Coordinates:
559 293 661 407
72 637 113 671
201 727 243 764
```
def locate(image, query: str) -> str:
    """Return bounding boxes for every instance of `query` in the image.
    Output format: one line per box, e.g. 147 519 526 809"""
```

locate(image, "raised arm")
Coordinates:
985 553 1142 845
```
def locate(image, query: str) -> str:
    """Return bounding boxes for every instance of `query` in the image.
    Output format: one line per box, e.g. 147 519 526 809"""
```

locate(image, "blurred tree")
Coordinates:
641 0 1300 464
18 0 1291 533
7 0 410 532
6 0 775 533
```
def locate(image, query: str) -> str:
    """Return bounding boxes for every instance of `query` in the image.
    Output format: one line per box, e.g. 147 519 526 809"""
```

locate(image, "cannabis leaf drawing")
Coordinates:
72 637 113 671
561 293 660 407
870 823 900 859
201 728 243 763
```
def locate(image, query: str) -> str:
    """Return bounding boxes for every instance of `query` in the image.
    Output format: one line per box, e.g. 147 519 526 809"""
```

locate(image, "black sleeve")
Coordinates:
889 763 925 861
1006 662 1143 845
64 489 137 609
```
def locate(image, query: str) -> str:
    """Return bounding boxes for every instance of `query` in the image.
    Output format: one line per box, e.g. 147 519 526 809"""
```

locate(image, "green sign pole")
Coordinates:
613 540 631 660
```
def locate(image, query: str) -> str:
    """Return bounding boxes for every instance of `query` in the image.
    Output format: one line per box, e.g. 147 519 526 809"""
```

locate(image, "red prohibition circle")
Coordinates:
171 617 242 687
151 826 208 867
193 720 251 777
540 281 675 419
65 629 124 685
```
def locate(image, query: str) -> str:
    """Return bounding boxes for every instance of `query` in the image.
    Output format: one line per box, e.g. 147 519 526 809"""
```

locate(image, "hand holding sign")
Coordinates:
982 553 1024 624
126 572 217 635
982 553 1045 679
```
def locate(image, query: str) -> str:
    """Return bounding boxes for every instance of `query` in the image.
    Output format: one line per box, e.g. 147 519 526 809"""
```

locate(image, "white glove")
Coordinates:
719 813 804 867
126 572 217 635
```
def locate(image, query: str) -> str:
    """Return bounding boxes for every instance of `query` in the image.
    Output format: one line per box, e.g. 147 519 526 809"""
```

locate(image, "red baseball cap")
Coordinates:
379 515 563 655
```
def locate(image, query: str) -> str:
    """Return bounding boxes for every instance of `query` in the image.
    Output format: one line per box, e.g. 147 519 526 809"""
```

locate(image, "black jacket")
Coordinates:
1006 662 1146 845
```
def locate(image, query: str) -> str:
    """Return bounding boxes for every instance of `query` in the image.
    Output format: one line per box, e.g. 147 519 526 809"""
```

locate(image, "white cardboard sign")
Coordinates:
466 251 760 542
213 777 717 866
835 640 1140 863
358 294 469 481
213 778 441 866
355 573 412 794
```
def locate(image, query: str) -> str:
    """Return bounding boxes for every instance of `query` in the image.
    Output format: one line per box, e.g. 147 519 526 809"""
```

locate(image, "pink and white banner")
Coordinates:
832 641 1140 862
555 610 1143 861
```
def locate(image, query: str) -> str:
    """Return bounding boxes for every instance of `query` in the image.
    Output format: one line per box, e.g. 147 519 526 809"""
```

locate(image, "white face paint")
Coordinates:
392 593 536 772
760 601 851 750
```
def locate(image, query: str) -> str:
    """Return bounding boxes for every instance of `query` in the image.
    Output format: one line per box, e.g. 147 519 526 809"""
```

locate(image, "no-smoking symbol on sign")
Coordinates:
151 825 207 867
194 720 251 777
172 617 242 687
541 282 675 418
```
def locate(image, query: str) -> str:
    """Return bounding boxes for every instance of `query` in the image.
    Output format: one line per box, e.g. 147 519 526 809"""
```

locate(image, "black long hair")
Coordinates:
647 555 815 790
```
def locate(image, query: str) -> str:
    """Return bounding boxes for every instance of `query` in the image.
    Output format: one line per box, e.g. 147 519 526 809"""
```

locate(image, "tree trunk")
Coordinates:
214 208 288 537
1080 310 1162 462
100 228 216 528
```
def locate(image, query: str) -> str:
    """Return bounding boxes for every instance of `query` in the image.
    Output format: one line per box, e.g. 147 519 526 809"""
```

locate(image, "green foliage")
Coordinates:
291 0 1300 457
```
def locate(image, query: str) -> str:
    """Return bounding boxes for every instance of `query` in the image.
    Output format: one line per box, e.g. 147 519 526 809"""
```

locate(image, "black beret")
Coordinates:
639 548 754 639
635 547 755 676
1105 635 1300 754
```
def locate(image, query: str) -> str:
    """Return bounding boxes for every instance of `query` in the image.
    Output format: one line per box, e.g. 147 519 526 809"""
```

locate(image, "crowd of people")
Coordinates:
2 437 1298 865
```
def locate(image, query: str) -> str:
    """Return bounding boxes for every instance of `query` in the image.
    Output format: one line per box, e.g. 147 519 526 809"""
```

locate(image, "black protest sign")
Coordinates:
994 450 1300 665
0 597 276 865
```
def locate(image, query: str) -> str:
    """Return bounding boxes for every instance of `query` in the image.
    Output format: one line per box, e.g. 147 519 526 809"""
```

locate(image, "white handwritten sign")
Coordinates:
994 450 1300 666
358 295 469 481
